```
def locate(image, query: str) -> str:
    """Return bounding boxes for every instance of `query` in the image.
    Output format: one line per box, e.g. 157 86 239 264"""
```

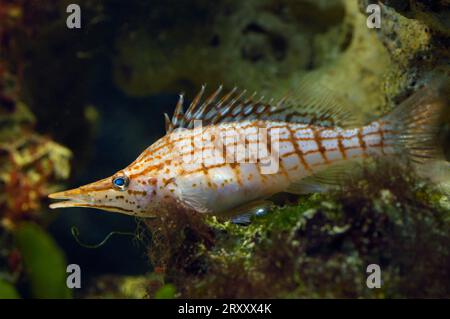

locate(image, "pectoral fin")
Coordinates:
286 161 364 195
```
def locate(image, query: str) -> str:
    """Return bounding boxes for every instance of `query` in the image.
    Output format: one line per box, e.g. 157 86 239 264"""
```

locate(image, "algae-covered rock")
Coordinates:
113 0 390 114
144 163 450 298
80 273 177 299
359 0 450 104
113 0 449 119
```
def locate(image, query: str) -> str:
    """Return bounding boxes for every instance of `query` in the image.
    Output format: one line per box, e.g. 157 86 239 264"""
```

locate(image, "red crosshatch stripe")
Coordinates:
285 125 312 172
128 121 394 178
357 128 367 154
145 124 393 157
313 127 329 164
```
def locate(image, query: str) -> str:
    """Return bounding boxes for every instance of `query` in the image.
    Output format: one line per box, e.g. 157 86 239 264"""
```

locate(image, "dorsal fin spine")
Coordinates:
172 94 185 127
164 113 173 132
185 85 205 120
192 86 222 121
165 84 356 132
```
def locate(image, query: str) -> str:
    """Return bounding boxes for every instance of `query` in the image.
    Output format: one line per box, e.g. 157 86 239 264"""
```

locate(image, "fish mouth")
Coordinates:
48 178 112 210
48 189 90 209
48 188 134 214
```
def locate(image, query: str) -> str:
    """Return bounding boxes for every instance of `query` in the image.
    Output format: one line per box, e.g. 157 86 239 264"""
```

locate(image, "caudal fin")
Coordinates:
383 74 449 184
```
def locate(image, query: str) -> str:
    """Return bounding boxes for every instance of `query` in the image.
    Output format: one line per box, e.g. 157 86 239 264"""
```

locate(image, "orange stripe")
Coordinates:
313 127 329 164
286 125 311 172
357 127 367 155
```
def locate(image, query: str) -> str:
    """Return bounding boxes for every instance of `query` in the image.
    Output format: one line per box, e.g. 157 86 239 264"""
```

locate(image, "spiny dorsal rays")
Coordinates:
165 85 282 133
164 84 356 133
164 113 173 132
171 93 185 127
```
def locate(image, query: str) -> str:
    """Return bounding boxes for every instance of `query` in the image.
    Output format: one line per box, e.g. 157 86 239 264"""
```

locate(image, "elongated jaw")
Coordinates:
48 177 115 210
48 188 89 209
48 180 138 215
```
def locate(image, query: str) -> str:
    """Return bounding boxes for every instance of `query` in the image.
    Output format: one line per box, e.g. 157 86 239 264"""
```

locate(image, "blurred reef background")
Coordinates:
0 0 449 298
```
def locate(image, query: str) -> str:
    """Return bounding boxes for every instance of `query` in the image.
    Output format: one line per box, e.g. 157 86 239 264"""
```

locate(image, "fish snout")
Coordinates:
48 187 90 209
48 178 112 209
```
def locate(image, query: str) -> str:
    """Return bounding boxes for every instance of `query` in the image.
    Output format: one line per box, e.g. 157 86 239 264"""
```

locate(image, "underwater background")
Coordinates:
0 0 449 298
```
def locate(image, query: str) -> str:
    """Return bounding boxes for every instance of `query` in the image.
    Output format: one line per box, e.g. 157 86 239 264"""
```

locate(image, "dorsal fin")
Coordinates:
165 82 357 133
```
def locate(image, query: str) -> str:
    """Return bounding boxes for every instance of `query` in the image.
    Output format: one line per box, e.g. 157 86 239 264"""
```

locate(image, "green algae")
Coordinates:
77 275 150 299
154 284 177 299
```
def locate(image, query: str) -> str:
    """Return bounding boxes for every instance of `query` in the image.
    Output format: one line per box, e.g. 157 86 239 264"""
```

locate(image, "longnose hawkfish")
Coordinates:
49 77 449 221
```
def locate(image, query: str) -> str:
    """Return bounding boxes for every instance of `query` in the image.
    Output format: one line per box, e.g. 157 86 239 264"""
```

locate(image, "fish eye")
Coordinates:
112 175 129 191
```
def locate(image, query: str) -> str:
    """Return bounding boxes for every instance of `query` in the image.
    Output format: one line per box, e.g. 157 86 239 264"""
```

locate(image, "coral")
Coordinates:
0 132 71 222
0 62 71 223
